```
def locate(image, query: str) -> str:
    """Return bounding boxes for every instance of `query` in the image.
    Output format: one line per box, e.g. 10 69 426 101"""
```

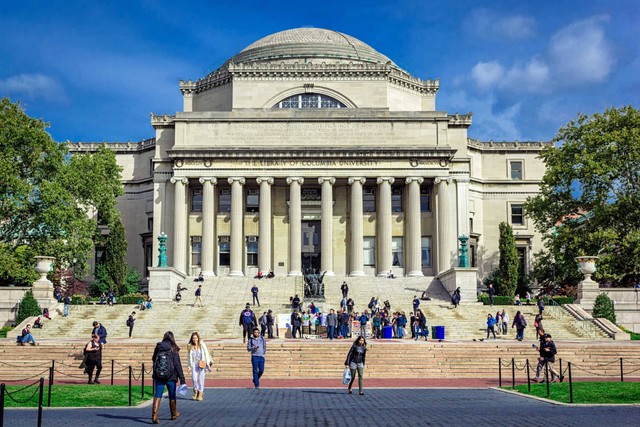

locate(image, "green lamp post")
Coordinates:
458 235 469 268
157 232 168 267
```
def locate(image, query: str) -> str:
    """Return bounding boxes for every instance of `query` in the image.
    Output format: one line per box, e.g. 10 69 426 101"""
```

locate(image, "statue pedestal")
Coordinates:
576 279 600 311
437 267 479 303
148 267 187 302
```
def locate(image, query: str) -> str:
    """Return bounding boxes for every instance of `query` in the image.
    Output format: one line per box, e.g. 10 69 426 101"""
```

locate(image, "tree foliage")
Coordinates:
16 290 42 324
103 219 128 295
526 106 640 287
497 222 519 296
592 293 616 324
0 97 123 285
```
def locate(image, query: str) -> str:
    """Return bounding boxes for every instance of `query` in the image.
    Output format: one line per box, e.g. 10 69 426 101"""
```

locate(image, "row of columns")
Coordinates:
168 175 456 277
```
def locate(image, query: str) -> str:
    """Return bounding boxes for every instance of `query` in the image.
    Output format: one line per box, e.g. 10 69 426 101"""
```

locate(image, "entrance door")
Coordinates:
301 221 321 273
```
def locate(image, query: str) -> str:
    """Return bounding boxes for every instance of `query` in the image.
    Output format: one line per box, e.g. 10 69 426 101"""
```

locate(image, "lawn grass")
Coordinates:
509 382 640 404
3 385 153 407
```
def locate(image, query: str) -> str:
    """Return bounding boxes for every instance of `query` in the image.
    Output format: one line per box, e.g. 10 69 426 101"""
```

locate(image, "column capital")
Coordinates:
348 177 366 185
170 177 188 185
434 176 452 185
286 176 304 185
198 177 217 185
227 177 246 185
376 177 395 185
405 177 424 185
318 177 336 185
256 177 274 185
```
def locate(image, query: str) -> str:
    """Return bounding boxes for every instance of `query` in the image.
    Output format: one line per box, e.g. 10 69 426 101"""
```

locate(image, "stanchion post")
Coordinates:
526 359 531 392
141 363 145 399
111 360 115 386
128 366 132 407
48 367 53 407
50 360 55 384
511 357 515 389
37 377 44 427
545 363 550 397
1 383 6 427
568 362 573 403
620 358 624 382
498 358 502 387
559 358 562 381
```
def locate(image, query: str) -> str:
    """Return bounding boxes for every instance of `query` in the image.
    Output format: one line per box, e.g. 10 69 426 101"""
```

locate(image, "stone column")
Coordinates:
456 177 470 238
318 177 336 276
435 177 453 273
199 177 217 276
406 177 425 277
256 177 274 273
287 177 304 276
170 177 188 274
348 177 366 276
376 177 394 276
228 177 245 277
152 180 166 269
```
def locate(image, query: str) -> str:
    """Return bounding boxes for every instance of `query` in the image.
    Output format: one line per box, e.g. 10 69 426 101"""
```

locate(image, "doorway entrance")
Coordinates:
301 220 321 273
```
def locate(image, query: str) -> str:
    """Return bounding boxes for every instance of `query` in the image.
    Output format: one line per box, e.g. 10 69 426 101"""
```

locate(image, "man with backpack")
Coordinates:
239 304 258 343
152 331 186 423
127 311 136 337
534 333 562 383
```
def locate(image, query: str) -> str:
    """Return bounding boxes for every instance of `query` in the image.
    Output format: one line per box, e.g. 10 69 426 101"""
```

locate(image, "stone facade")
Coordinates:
68 28 548 286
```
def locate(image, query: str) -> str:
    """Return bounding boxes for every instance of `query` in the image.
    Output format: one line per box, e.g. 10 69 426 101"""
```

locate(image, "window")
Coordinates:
246 236 258 266
511 204 524 225
392 188 403 213
510 161 523 180
469 217 474 233
392 237 404 267
420 187 431 212
246 189 259 213
274 93 346 109
149 159 154 177
218 189 231 213
191 236 202 266
363 237 375 266
363 188 375 212
421 237 432 267
147 218 153 231
191 188 202 212
218 236 230 266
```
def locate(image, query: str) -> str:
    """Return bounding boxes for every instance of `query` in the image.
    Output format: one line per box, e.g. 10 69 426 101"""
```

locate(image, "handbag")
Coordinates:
79 354 88 369
342 367 352 385
198 359 206 369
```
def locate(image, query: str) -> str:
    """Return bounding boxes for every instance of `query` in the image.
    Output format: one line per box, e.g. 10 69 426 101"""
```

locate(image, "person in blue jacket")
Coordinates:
92 321 108 345
486 313 497 340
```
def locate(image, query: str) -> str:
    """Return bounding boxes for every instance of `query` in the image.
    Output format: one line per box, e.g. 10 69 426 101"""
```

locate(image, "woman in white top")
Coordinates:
187 332 212 401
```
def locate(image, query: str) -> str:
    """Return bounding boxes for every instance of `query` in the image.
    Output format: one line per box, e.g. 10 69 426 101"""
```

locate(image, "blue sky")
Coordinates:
1 0 638 143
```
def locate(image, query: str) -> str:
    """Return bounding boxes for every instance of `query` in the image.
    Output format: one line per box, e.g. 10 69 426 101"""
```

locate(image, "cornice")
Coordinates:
467 138 551 150
67 139 156 153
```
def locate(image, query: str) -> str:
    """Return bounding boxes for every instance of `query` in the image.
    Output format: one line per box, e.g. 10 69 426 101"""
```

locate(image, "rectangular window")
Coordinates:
191 236 202 266
149 159 154 177
246 189 259 213
218 189 231 213
363 188 375 213
147 218 153 231
510 161 523 180
392 188 403 213
191 188 203 212
246 236 258 266
421 237 432 267
363 237 375 266
511 204 524 225
218 236 230 266
392 237 404 267
420 187 431 212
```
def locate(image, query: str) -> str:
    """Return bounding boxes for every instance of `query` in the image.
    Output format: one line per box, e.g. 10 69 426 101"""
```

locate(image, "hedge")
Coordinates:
478 295 575 305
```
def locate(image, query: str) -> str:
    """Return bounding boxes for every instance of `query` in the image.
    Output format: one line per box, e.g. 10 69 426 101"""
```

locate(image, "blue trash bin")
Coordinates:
382 325 393 339
432 326 445 340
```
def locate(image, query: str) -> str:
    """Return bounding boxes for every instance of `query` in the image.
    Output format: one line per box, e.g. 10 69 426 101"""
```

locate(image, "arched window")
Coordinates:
273 93 346 109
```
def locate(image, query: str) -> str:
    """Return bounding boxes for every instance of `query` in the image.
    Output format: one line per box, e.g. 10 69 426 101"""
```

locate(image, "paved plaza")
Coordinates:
4 388 640 426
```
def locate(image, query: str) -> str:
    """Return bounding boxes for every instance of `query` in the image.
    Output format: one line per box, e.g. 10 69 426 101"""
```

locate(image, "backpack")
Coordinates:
153 348 174 379
126 317 131 327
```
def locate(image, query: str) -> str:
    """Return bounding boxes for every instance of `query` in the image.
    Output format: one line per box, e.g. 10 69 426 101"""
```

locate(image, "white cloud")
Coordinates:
467 8 536 40
548 15 614 84
471 58 549 93
0 73 64 101
471 61 504 89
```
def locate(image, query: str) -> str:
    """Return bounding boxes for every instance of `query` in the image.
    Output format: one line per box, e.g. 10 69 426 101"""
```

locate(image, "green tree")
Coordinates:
592 293 617 324
124 266 142 294
0 98 123 285
103 219 128 295
16 290 42 324
497 222 519 296
526 106 640 287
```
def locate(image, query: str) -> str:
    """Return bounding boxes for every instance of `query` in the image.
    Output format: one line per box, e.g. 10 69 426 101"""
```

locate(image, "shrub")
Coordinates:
90 263 113 296
478 295 514 305
540 296 575 305
16 290 42 324
124 267 141 294
70 294 88 305
592 293 616 324
0 325 14 338
118 293 145 304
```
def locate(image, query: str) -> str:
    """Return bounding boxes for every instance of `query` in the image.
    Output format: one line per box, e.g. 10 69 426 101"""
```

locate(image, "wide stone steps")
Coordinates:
1 341 638 382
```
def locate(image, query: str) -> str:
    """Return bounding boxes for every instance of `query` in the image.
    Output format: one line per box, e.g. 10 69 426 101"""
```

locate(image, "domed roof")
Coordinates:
226 28 398 68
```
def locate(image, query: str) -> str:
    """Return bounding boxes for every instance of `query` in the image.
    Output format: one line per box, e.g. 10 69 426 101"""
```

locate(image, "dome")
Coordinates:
225 28 398 68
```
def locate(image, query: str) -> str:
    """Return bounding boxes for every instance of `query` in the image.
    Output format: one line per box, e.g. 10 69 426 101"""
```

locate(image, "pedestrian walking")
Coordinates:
412 295 420 314
187 332 212 401
151 331 186 424
266 310 274 339
247 327 267 389
63 295 71 317
341 281 349 298
501 309 509 335
326 309 338 340
486 313 497 340
345 336 367 395
194 285 204 307
84 333 102 384
251 285 260 307
92 321 108 345
127 311 136 337
512 310 527 341
451 287 461 308
239 304 258 343
534 333 562 383
488 284 495 306
259 311 267 337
